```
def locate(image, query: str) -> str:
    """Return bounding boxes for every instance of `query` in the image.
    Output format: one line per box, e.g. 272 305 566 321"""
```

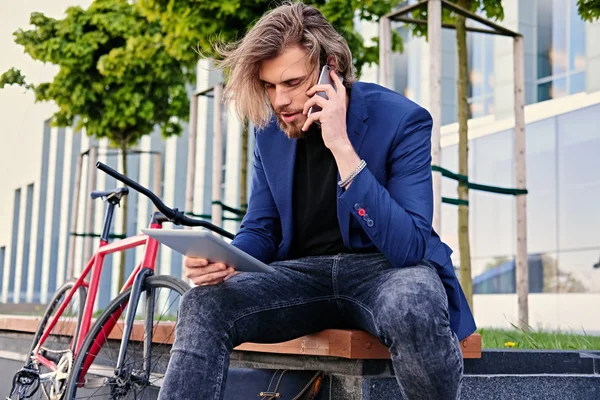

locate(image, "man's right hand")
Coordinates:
184 257 237 286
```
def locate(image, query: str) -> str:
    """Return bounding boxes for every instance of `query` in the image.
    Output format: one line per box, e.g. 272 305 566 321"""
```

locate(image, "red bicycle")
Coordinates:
8 161 234 399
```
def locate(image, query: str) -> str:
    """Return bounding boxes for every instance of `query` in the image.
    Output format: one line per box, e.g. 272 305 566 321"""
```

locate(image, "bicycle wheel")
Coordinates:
65 275 189 399
24 279 87 400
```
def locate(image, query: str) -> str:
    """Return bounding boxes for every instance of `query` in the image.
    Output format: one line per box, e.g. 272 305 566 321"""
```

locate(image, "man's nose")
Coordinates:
273 87 292 108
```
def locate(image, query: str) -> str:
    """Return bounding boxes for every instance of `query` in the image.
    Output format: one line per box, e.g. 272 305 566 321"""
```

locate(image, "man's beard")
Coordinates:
275 107 305 139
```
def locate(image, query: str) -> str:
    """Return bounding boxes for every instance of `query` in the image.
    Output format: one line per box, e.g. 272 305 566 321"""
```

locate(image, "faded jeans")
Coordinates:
158 253 463 400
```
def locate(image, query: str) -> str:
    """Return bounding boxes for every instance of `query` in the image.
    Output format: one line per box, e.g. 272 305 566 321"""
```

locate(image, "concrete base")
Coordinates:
1 330 599 399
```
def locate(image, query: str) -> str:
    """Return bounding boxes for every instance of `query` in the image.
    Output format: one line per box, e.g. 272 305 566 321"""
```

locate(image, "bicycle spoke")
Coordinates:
67 276 187 399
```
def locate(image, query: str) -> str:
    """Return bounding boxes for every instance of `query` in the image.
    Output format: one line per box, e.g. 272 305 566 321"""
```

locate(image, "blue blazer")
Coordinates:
232 82 476 341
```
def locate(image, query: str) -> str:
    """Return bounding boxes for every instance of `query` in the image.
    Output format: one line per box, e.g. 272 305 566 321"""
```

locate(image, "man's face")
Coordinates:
259 46 318 139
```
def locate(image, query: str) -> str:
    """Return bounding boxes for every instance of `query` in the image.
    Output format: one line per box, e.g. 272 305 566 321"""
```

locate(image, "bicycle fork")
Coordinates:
110 267 155 395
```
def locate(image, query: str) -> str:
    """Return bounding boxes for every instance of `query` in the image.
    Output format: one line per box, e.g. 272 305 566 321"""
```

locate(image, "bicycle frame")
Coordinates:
32 220 163 376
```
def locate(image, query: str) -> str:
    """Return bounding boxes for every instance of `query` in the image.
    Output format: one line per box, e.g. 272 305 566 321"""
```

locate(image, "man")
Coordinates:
159 2 476 399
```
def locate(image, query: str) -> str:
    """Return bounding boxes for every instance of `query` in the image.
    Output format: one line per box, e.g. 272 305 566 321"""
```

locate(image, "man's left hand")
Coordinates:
302 70 350 153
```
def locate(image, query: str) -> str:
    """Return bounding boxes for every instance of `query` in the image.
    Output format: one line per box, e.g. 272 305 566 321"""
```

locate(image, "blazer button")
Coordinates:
367 219 374 227
358 208 366 217
362 214 369 221
354 203 360 211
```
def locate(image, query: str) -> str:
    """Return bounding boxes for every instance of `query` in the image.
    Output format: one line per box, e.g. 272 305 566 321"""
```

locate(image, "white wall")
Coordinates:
474 293 600 334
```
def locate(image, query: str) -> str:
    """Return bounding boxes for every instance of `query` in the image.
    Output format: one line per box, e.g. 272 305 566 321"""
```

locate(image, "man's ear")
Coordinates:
326 55 338 71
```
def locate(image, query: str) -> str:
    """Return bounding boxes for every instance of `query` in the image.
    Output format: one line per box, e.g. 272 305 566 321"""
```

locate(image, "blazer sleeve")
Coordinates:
338 106 433 267
230 141 282 264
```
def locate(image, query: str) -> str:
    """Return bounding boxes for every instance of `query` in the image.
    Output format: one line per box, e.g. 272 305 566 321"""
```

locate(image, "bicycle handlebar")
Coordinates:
96 161 236 240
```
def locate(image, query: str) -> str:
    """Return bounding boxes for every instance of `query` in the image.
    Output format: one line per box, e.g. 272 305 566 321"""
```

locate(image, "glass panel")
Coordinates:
537 0 553 79
569 71 586 95
471 130 515 258
472 253 561 294
484 35 494 95
525 118 557 254
569 0 586 72
551 0 568 76
557 104 600 251
472 253 558 294
537 76 568 101
469 100 485 118
557 250 600 293
469 34 484 98
392 26 410 96
537 0 568 79
472 255 515 294
484 96 494 115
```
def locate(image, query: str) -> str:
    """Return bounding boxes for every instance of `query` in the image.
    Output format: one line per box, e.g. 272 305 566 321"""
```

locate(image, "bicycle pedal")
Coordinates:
8 366 40 399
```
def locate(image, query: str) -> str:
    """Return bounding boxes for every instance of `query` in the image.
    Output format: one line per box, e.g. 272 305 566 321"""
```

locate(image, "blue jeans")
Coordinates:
158 253 463 399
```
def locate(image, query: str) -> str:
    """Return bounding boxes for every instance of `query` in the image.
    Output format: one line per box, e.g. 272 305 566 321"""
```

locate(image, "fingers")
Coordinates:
184 257 208 268
185 262 227 280
302 110 321 132
184 259 238 286
306 83 337 99
329 70 346 95
223 270 239 282
303 95 327 116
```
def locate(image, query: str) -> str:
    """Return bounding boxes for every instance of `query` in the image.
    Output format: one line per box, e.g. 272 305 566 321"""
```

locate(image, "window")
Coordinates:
536 0 586 102
8 189 21 302
467 31 495 118
392 26 411 98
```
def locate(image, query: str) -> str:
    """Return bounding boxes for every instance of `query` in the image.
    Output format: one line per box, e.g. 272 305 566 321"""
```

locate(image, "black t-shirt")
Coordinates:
289 128 347 259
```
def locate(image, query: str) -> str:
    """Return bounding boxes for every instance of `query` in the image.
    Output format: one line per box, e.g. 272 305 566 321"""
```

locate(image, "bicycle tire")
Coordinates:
65 275 189 399
29 279 87 355
19 279 87 400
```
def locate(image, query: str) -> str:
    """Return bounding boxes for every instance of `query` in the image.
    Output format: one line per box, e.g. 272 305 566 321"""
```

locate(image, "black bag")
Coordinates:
224 368 325 400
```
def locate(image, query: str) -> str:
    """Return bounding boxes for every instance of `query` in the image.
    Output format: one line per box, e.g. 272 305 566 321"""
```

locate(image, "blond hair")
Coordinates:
213 1 356 128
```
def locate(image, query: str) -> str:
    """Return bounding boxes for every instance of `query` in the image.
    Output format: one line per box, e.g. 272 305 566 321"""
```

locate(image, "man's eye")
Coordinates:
264 83 275 90
286 80 301 87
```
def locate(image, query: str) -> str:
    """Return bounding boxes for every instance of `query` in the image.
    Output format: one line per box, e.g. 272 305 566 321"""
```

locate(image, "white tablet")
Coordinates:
141 228 276 273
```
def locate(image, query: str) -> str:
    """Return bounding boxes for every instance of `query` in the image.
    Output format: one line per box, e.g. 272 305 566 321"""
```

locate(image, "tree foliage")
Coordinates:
0 0 191 285
138 0 405 78
577 0 600 21
0 0 191 148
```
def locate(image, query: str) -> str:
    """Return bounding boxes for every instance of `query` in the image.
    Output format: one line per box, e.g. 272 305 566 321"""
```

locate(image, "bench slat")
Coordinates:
235 330 482 359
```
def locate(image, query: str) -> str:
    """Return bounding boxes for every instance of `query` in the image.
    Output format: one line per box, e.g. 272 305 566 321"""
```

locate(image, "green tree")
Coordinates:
577 0 600 21
409 0 504 311
138 0 405 208
0 0 191 288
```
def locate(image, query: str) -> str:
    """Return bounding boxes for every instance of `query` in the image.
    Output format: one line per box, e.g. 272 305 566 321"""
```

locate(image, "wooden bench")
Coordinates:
237 330 481 359
0 315 481 359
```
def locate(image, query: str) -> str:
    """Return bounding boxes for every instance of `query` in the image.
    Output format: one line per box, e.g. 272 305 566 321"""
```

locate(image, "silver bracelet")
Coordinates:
338 159 367 188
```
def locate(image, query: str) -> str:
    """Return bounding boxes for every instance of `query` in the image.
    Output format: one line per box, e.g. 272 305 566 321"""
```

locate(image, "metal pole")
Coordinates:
212 84 224 228
66 151 85 279
428 0 443 233
378 16 392 88
513 35 529 329
185 94 199 219
83 146 98 263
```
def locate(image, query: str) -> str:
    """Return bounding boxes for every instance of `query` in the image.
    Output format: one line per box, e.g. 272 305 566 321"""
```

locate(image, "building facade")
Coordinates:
0 0 598 331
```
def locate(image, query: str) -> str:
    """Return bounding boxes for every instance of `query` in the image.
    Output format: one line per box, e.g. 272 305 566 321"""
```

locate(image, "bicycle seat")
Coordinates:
90 187 129 201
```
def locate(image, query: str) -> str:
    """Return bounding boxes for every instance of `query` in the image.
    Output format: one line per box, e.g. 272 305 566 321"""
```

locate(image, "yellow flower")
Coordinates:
504 341 516 348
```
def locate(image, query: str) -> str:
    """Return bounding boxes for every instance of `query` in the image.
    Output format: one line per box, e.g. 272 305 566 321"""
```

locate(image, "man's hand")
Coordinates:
302 70 350 152
302 70 361 187
184 257 237 286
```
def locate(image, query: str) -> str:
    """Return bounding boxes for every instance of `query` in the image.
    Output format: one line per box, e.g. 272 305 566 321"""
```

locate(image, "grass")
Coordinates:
479 326 600 351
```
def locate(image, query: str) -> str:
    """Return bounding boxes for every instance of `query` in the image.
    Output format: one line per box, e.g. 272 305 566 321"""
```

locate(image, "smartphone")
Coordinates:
307 65 344 122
